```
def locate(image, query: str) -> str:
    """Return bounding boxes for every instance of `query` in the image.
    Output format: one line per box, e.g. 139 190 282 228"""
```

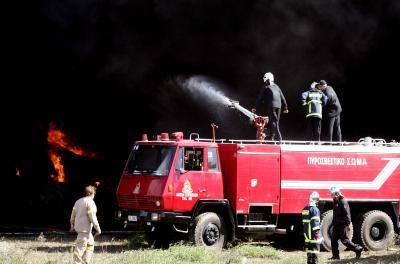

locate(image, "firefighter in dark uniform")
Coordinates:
329 187 363 260
302 82 328 141
253 72 289 141
302 191 322 264
318 80 342 142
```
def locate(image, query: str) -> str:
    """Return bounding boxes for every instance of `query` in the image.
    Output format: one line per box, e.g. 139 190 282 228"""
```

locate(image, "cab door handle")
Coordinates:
199 188 206 193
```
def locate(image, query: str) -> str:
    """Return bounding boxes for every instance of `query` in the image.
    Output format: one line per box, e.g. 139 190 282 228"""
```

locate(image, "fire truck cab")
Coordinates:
116 132 400 251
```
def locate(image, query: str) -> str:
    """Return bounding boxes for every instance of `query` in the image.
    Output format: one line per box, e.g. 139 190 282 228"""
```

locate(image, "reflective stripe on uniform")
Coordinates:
306 99 322 104
302 219 310 223
302 210 310 215
306 249 320 254
306 113 322 118
306 235 323 243
312 226 320 231
311 216 320 221
304 238 323 243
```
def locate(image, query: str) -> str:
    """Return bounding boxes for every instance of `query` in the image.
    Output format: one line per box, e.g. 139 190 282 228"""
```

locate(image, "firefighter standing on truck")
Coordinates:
70 185 101 264
318 80 342 142
253 72 289 141
302 82 328 141
302 191 323 264
329 187 363 260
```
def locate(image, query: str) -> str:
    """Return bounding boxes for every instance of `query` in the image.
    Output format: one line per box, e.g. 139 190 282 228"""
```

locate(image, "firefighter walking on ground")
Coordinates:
302 82 328 141
70 185 102 264
329 187 363 260
302 191 323 264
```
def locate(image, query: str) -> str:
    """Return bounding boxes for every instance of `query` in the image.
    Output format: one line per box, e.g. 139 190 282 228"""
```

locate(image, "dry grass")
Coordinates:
0 233 399 264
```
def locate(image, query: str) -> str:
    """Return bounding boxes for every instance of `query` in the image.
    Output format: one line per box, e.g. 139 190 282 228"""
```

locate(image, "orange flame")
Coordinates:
47 123 96 158
49 150 65 182
48 123 96 183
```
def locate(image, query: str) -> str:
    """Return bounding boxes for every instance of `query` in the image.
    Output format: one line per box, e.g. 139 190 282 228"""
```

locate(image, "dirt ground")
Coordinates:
0 232 399 264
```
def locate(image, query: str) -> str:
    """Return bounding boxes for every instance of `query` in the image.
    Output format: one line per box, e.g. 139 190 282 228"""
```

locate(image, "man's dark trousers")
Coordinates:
331 224 359 258
325 115 341 142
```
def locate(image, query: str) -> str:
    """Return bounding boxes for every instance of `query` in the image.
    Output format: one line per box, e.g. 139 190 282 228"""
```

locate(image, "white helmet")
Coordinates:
309 191 320 203
263 72 274 83
310 81 318 89
329 186 341 197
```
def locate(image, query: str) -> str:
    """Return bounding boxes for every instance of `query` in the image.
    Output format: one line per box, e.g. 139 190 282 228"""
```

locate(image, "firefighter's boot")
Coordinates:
355 246 363 259
307 253 312 264
309 253 318 264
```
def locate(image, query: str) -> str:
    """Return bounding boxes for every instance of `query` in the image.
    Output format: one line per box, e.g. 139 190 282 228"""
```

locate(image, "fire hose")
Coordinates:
228 100 269 141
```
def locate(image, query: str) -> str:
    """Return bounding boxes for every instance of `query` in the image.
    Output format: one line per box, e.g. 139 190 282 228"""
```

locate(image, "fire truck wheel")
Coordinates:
357 210 394 251
191 212 226 249
320 210 353 251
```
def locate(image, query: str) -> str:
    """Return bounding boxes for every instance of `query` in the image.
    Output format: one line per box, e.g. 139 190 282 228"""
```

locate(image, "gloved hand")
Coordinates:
314 231 320 240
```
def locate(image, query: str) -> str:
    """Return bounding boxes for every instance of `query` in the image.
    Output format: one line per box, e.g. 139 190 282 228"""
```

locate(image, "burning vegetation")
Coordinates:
47 123 96 183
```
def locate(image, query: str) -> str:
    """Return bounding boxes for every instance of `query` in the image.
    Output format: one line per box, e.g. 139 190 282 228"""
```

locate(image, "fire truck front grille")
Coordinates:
119 195 160 209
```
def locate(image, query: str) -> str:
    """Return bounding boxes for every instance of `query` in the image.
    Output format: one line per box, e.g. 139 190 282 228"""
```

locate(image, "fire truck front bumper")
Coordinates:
115 209 191 227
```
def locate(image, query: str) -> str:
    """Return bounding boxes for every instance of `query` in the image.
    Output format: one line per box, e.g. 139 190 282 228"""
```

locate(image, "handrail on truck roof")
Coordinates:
194 138 227 143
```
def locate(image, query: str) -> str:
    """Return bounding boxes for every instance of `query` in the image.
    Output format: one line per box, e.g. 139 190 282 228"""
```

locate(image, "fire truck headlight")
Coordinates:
155 201 161 207
151 213 159 221
116 210 122 219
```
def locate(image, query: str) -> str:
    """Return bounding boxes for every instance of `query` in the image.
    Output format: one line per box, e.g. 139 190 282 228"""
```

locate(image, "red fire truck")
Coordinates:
116 132 400 250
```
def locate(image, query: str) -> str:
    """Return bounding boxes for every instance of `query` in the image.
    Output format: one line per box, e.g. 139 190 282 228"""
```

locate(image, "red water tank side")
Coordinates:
218 144 281 214
235 144 281 214
218 144 238 211
279 145 400 214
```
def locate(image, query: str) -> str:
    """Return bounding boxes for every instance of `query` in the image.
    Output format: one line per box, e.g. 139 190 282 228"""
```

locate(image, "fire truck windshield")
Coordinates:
124 145 176 176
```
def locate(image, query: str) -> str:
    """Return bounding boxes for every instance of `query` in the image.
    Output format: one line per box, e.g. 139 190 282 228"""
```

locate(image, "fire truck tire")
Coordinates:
357 210 394 251
191 212 226 249
320 210 353 251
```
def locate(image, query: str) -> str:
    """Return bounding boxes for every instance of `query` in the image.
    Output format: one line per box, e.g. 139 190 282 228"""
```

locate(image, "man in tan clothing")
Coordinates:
70 185 101 264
